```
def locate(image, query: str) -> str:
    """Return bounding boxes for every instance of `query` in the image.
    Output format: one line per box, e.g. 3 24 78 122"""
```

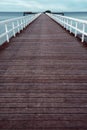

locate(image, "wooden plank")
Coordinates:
0 14 87 129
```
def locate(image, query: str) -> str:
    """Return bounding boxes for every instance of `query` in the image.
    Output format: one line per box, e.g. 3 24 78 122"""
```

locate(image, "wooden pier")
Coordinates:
0 14 87 129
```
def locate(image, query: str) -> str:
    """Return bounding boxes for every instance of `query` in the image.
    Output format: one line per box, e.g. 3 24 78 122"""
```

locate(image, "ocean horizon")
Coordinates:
0 12 87 21
0 12 24 21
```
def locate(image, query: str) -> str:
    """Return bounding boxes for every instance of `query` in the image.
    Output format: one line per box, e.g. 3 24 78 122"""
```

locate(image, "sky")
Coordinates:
0 0 87 12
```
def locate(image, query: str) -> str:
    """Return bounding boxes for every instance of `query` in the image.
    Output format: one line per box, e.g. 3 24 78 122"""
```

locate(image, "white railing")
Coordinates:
0 13 41 45
46 13 87 42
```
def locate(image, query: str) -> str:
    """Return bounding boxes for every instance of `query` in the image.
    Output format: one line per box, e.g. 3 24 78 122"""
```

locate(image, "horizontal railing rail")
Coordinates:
0 13 41 45
46 13 87 42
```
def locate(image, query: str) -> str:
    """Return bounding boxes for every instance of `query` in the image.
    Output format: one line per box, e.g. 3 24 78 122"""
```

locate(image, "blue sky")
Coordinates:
0 0 87 12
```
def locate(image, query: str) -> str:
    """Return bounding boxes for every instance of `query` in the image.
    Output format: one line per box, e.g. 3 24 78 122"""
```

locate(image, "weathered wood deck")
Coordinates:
0 14 87 130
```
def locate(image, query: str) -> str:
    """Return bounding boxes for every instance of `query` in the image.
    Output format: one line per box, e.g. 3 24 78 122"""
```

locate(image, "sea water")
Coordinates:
0 12 87 21
64 12 87 20
64 12 87 38
0 12 24 45
0 12 87 45
0 12 23 21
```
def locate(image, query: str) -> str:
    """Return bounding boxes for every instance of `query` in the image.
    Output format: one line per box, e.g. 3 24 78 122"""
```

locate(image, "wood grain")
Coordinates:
0 14 87 130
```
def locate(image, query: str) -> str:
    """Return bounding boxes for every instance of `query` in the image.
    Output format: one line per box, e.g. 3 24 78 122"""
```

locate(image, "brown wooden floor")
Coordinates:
0 14 87 130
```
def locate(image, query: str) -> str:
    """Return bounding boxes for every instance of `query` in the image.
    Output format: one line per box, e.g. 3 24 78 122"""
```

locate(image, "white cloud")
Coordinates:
0 0 87 11
0 0 43 11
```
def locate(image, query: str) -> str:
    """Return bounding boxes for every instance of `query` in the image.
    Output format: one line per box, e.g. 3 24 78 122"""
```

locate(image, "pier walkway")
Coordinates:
0 14 87 129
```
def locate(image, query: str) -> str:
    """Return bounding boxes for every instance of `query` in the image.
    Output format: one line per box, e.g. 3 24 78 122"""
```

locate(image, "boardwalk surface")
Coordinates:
0 14 87 130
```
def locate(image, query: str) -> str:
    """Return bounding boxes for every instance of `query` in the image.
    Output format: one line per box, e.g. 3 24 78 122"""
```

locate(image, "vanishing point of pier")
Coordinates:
0 14 87 129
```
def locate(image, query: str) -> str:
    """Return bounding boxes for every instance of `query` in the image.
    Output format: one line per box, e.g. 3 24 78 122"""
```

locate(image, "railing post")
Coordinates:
63 18 65 27
26 18 30 26
12 22 15 37
70 20 72 33
23 19 26 28
21 19 23 30
17 20 20 33
82 23 85 42
62 17 64 26
23 19 25 28
66 19 68 30
25 18 27 26
60 17 62 25
61 17 63 26
75 22 78 37
58 16 60 24
64 18 66 28
5 24 9 42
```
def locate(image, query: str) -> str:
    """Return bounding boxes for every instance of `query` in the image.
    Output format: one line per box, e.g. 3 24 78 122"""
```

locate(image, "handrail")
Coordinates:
0 13 41 45
46 13 87 42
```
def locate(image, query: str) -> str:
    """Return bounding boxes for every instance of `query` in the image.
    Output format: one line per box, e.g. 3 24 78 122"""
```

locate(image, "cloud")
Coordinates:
0 0 41 8
0 0 87 11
